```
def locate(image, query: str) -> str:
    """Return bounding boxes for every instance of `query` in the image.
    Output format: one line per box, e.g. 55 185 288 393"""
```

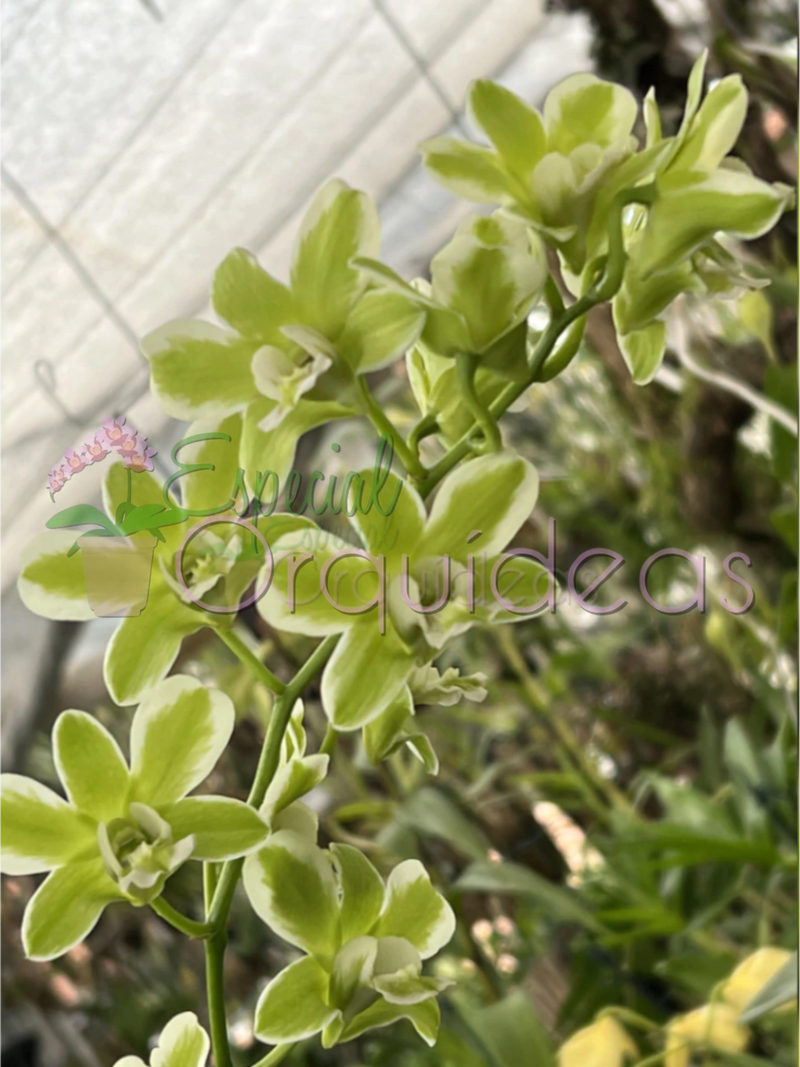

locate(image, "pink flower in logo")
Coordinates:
102 416 136 450
63 449 88 476
80 431 112 464
123 436 157 473
47 466 68 495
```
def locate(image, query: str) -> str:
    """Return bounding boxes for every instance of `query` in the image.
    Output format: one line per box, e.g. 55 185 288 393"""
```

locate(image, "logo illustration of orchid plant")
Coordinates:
46 416 187 555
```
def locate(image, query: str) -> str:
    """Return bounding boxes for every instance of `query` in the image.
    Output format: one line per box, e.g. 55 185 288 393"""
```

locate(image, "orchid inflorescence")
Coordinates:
7 51 795 1066
47 416 157 497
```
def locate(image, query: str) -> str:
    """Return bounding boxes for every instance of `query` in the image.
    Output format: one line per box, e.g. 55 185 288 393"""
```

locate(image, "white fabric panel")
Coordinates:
1 0 596 590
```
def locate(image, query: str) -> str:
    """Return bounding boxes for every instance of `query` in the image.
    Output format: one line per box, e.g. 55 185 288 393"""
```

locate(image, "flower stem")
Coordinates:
251 1045 296 1067
416 184 656 498
205 931 232 1067
208 634 339 930
216 627 286 696
455 352 502 453
127 466 132 506
358 377 426 478
150 896 214 938
497 628 633 816
319 723 339 757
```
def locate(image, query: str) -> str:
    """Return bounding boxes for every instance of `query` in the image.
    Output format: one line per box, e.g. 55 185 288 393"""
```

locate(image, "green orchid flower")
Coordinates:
258 699 330 840
363 665 489 775
18 418 261 705
355 210 547 375
141 179 425 489
244 832 455 1048
612 51 793 384
113 1013 209 1067
0 676 268 960
419 74 639 272
256 450 543 730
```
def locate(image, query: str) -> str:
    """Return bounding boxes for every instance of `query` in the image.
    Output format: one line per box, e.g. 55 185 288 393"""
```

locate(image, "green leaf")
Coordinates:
46 504 118 535
739 953 798 1022
255 955 338 1044
141 318 258 421
103 572 205 706
419 136 512 203
129 676 235 806
22 857 123 961
543 73 637 155
373 859 455 959
119 503 188 537
243 831 339 963
291 179 380 336
331 843 386 943
337 996 440 1047
162 796 268 860
212 247 297 343
18 531 95 621
338 290 426 371
53 711 129 822
396 786 490 862
420 450 539 565
150 1012 210 1067
0 775 97 875
455 860 602 930
459 991 556 1067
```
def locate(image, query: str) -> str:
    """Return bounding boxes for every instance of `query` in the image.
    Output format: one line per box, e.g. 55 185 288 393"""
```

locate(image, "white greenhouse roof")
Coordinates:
1 0 593 590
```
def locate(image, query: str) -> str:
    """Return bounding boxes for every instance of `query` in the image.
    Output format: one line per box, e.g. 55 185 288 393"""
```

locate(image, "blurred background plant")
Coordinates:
1 0 796 1064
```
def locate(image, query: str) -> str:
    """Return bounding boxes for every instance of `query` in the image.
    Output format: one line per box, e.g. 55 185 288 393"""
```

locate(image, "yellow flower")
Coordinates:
665 1003 749 1067
722 947 793 1015
558 1016 638 1067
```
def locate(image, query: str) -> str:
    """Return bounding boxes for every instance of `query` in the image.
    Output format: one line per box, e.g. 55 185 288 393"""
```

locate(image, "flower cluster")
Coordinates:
11 51 794 1065
47 417 157 496
555 948 794 1067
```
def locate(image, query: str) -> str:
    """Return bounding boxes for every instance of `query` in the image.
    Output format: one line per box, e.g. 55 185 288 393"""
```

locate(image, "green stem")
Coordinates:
632 1051 668 1067
196 188 656 1052
127 466 133 506
216 627 286 696
208 635 339 930
204 864 230 1067
598 1006 660 1032
251 1045 296 1067
205 932 232 1067
498 629 633 816
150 897 214 939
455 352 502 453
320 723 339 757
358 378 426 478
408 413 439 458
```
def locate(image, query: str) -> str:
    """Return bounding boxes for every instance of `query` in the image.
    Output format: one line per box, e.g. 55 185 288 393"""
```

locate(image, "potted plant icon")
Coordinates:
45 418 187 617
